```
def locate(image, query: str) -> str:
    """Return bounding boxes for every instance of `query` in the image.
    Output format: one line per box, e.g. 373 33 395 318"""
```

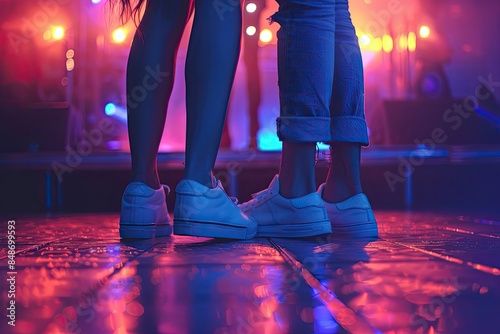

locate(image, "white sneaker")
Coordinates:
173 178 257 240
318 184 378 238
238 175 332 238
120 182 172 239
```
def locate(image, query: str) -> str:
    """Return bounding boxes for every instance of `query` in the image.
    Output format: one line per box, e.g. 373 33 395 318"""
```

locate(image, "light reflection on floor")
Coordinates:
1 212 499 333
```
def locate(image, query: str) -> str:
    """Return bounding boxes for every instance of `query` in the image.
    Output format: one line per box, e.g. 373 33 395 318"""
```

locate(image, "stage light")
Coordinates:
382 34 393 53
92 0 102 4
52 26 65 40
112 28 127 43
475 107 500 125
359 34 371 46
373 38 382 52
246 26 257 36
246 3 257 13
408 32 417 52
105 103 116 116
419 25 431 39
259 29 273 43
105 103 127 123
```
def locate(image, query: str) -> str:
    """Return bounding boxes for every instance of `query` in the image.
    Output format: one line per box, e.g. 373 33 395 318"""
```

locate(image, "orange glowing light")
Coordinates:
419 25 431 39
66 59 75 71
373 38 382 52
382 34 393 53
259 29 273 43
112 28 127 43
398 34 408 51
408 32 417 52
52 26 65 40
66 49 74 59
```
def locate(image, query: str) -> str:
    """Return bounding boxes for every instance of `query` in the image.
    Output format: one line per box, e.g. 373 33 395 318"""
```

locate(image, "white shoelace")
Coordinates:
239 188 273 210
216 180 239 205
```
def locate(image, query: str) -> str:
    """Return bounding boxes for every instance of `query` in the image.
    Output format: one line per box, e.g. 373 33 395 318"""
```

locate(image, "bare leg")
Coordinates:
322 143 363 203
279 142 316 198
127 0 193 189
183 0 242 187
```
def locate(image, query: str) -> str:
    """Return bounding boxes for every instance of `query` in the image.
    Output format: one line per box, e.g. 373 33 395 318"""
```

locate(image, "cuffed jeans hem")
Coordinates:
329 116 369 146
277 116 331 143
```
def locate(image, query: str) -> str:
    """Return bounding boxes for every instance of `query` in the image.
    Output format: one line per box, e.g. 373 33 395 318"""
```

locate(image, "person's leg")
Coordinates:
279 142 316 198
183 0 243 187
238 0 334 238
321 0 369 203
121 0 194 239
317 0 377 239
173 0 257 240
322 143 363 202
272 0 335 198
127 0 194 190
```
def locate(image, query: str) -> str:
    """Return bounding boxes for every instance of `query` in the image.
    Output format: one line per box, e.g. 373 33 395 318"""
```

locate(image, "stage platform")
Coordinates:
1 145 500 213
1 212 499 333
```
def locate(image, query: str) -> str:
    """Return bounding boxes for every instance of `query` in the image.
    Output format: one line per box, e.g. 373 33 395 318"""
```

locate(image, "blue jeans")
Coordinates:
272 0 369 145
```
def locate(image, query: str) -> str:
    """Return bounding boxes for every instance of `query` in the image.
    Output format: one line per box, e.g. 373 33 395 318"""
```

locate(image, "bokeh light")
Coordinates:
52 26 65 40
246 3 257 13
66 49 75 59
359 34 371 46
61 77 69 87
105 103 116 116
259 29 273 43
382 34 393 53
112 28 127 44
408 32 417 52
398 34 408 51
66 59 75 71
373 38 382 52
419 25 431 39
246 26 257 36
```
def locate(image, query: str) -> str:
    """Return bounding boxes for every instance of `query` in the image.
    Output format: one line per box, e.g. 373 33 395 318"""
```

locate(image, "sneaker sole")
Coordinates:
120 223 156 239
257 220 332 238
155 223 173 237
173 219 257 240
155 217 173 237
331 221 378 238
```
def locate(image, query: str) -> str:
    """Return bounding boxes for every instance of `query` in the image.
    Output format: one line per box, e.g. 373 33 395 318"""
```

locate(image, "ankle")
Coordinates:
322 181 362 203
322 142 363 202
131 168 161 189
279 142 316 198
183 171 213 188
279 183 315 199
131 177 161 190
